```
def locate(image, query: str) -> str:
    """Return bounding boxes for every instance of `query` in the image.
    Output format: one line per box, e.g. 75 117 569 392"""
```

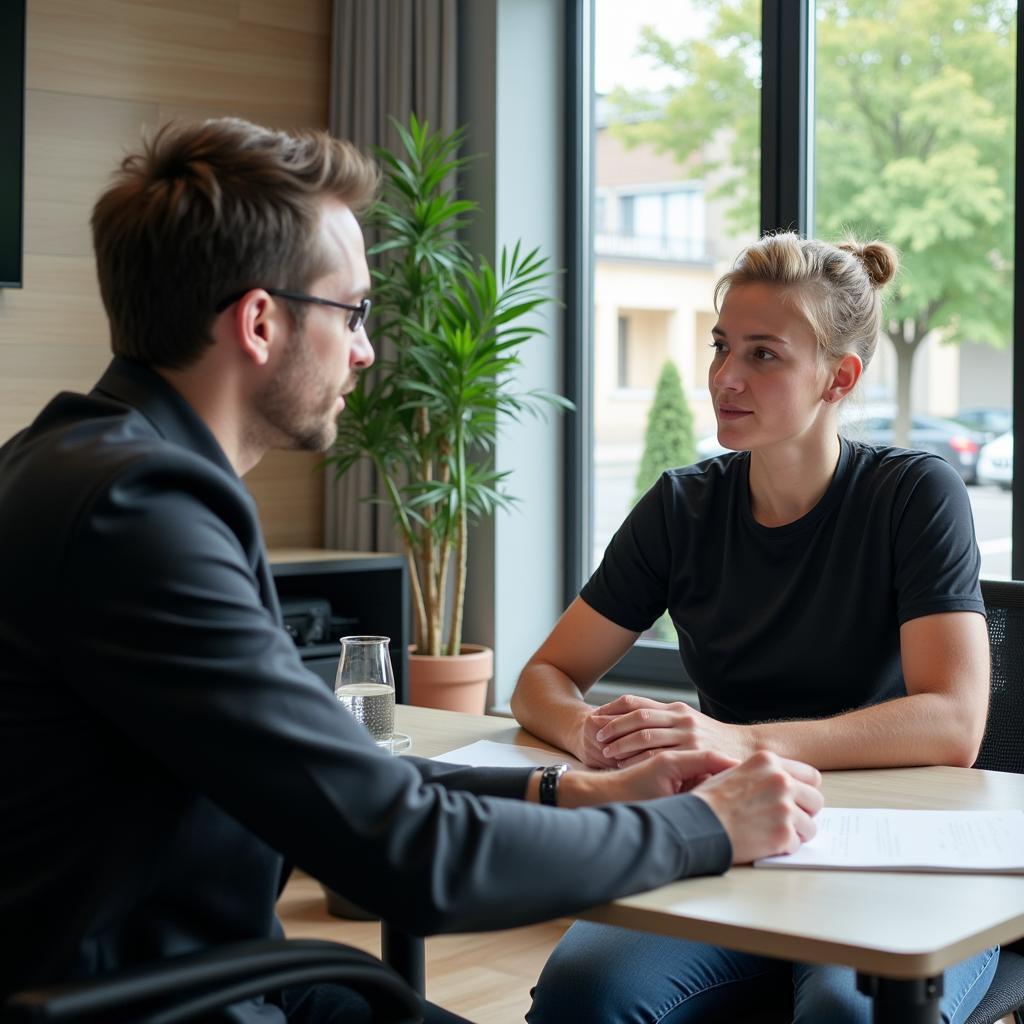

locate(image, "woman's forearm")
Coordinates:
749 691 984 770
510 662 593 761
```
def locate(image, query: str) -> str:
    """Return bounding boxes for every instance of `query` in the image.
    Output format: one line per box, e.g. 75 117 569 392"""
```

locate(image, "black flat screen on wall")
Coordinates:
0 0 26 288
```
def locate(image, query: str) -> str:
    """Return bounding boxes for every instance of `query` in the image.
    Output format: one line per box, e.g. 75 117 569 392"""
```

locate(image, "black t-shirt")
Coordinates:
581 438 984 724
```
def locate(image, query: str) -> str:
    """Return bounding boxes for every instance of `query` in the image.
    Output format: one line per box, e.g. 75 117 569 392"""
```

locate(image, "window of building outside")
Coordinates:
586 0 1016 691
616 315 630 388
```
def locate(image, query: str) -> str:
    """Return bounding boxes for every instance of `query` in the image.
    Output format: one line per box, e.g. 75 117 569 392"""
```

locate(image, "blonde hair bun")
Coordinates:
838 239 899 289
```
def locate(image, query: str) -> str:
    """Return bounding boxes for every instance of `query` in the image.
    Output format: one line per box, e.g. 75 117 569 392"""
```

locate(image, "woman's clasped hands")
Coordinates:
579 693 756 769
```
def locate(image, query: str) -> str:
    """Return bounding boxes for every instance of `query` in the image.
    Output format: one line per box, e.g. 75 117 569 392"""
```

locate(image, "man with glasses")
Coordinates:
215 288 372 332
0 118 821 1023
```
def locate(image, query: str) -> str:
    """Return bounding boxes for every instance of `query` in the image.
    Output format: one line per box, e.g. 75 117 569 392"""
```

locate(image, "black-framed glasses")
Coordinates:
215 288 371 332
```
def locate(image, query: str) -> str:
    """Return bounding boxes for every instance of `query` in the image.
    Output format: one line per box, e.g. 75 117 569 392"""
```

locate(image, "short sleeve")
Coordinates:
891 456 985 624
580 475 675 632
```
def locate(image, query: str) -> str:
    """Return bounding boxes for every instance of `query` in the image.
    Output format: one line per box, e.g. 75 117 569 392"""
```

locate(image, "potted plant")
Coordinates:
325 114 571 713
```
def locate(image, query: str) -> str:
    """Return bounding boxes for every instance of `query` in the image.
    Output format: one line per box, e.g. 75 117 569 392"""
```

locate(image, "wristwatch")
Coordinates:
538 763 570 806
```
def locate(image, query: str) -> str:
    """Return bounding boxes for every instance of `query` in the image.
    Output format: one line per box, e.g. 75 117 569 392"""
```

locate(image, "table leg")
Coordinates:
856 972 943 1024
381 922 425 996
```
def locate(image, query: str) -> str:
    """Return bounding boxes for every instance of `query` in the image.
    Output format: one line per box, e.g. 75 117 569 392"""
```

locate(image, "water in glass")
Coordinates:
335 636 395 748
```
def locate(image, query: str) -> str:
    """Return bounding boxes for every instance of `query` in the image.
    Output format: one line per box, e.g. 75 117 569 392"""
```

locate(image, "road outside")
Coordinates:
970 484 1013 580
592 459 1013 581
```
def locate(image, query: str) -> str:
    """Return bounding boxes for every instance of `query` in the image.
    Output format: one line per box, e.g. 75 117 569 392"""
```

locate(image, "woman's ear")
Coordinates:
824 352 863 403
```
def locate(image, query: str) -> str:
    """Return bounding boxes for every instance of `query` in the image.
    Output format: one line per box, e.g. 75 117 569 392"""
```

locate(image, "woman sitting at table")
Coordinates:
512 232 997 1024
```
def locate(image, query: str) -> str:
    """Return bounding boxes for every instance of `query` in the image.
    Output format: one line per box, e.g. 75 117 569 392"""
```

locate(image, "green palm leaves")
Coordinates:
325 114 571 656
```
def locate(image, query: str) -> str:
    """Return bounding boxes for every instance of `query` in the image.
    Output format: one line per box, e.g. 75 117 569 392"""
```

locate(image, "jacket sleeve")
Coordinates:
408 756 538 800
60 456 731 936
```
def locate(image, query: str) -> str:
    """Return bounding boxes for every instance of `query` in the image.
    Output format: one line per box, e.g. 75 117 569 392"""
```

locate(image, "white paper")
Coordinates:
755 807 1024 874
433 738 581 770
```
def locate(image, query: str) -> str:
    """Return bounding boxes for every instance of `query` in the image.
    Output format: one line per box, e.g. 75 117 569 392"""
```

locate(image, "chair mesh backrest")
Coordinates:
972 579 1024 774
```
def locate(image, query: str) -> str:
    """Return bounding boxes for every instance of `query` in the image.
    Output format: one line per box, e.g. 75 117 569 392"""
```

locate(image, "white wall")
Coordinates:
459 0 567 708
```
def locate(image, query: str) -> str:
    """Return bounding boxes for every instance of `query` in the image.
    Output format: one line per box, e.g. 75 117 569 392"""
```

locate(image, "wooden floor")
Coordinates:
277 872 569 1023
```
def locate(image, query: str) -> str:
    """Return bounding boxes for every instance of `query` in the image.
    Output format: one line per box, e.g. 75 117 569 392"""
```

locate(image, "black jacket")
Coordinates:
0 358 729 1018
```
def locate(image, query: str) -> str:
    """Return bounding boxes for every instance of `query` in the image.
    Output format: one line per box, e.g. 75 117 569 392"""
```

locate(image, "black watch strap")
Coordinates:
538 763 570 806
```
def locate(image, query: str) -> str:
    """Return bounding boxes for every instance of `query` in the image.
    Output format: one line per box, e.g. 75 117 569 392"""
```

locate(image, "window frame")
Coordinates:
1014 7 1024 580
563 0 1023 689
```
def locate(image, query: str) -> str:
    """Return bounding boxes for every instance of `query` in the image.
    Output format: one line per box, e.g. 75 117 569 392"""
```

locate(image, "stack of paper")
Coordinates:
755 807 1024 874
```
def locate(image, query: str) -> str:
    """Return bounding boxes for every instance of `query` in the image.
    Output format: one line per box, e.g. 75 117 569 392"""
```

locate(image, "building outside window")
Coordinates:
598 184 707 261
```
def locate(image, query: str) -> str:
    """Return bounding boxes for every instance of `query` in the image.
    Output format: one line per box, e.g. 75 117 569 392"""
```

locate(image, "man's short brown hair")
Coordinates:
91 118 379 369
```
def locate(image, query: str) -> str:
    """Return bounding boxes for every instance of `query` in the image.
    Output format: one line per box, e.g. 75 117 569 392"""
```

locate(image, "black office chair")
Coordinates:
0 938 422 1023
960 579 1024 1024
972 580 1024 775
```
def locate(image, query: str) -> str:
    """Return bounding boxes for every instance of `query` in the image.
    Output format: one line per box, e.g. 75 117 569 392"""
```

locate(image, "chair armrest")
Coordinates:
1 938 421 1024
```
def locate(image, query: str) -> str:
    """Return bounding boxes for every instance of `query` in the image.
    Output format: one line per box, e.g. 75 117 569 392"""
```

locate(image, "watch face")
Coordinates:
540 763 569 806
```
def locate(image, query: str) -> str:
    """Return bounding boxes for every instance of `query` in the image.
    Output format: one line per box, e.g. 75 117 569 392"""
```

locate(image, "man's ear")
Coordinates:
824 352 863 403
234 291 279 367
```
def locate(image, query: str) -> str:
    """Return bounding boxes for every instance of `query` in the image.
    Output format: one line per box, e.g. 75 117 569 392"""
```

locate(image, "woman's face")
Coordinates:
710 281 835 454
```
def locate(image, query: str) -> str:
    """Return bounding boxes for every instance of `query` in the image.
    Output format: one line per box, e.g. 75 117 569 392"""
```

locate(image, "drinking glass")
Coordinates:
334 636 409 752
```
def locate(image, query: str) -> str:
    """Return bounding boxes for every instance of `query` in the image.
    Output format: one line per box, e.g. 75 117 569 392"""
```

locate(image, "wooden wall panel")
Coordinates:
25 90 160 258
26 0 329 120
244 450 327 550
1 0 332 548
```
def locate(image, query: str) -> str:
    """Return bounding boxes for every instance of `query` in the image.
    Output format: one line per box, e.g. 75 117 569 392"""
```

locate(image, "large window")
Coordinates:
572 0 1019 689
813 0 1016 581
590 0 760 595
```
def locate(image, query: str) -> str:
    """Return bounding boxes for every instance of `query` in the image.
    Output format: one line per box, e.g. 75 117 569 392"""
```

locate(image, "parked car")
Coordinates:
695 405 986 484
841 405 986 484
953 407 1012 444
977 431 1013 490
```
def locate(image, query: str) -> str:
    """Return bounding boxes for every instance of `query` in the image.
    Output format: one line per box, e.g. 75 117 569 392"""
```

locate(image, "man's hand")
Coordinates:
553 749 822 865
692 751 823 864
556 749 740 807
594 694 755 766
604 749 741 802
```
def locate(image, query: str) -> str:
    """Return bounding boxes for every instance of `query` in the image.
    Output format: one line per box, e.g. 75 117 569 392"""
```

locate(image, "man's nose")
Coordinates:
352 328 375 370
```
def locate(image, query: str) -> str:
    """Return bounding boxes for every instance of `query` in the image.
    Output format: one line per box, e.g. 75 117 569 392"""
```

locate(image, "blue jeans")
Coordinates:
527 922 999 1024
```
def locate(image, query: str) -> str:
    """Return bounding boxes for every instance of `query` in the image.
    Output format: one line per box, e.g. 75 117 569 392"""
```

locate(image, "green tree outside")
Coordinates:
634 359 697 642
634 359 697 505
608 0 1015 445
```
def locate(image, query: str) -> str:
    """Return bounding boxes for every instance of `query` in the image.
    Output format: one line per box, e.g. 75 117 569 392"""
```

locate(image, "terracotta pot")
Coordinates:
408 643 493 715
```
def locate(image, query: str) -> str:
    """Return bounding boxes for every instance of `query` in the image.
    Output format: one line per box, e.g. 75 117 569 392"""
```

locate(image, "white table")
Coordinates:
391 705 1024 1023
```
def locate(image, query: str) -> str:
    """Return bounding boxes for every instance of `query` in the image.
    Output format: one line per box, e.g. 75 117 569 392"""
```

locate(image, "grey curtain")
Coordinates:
325 0 458 551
